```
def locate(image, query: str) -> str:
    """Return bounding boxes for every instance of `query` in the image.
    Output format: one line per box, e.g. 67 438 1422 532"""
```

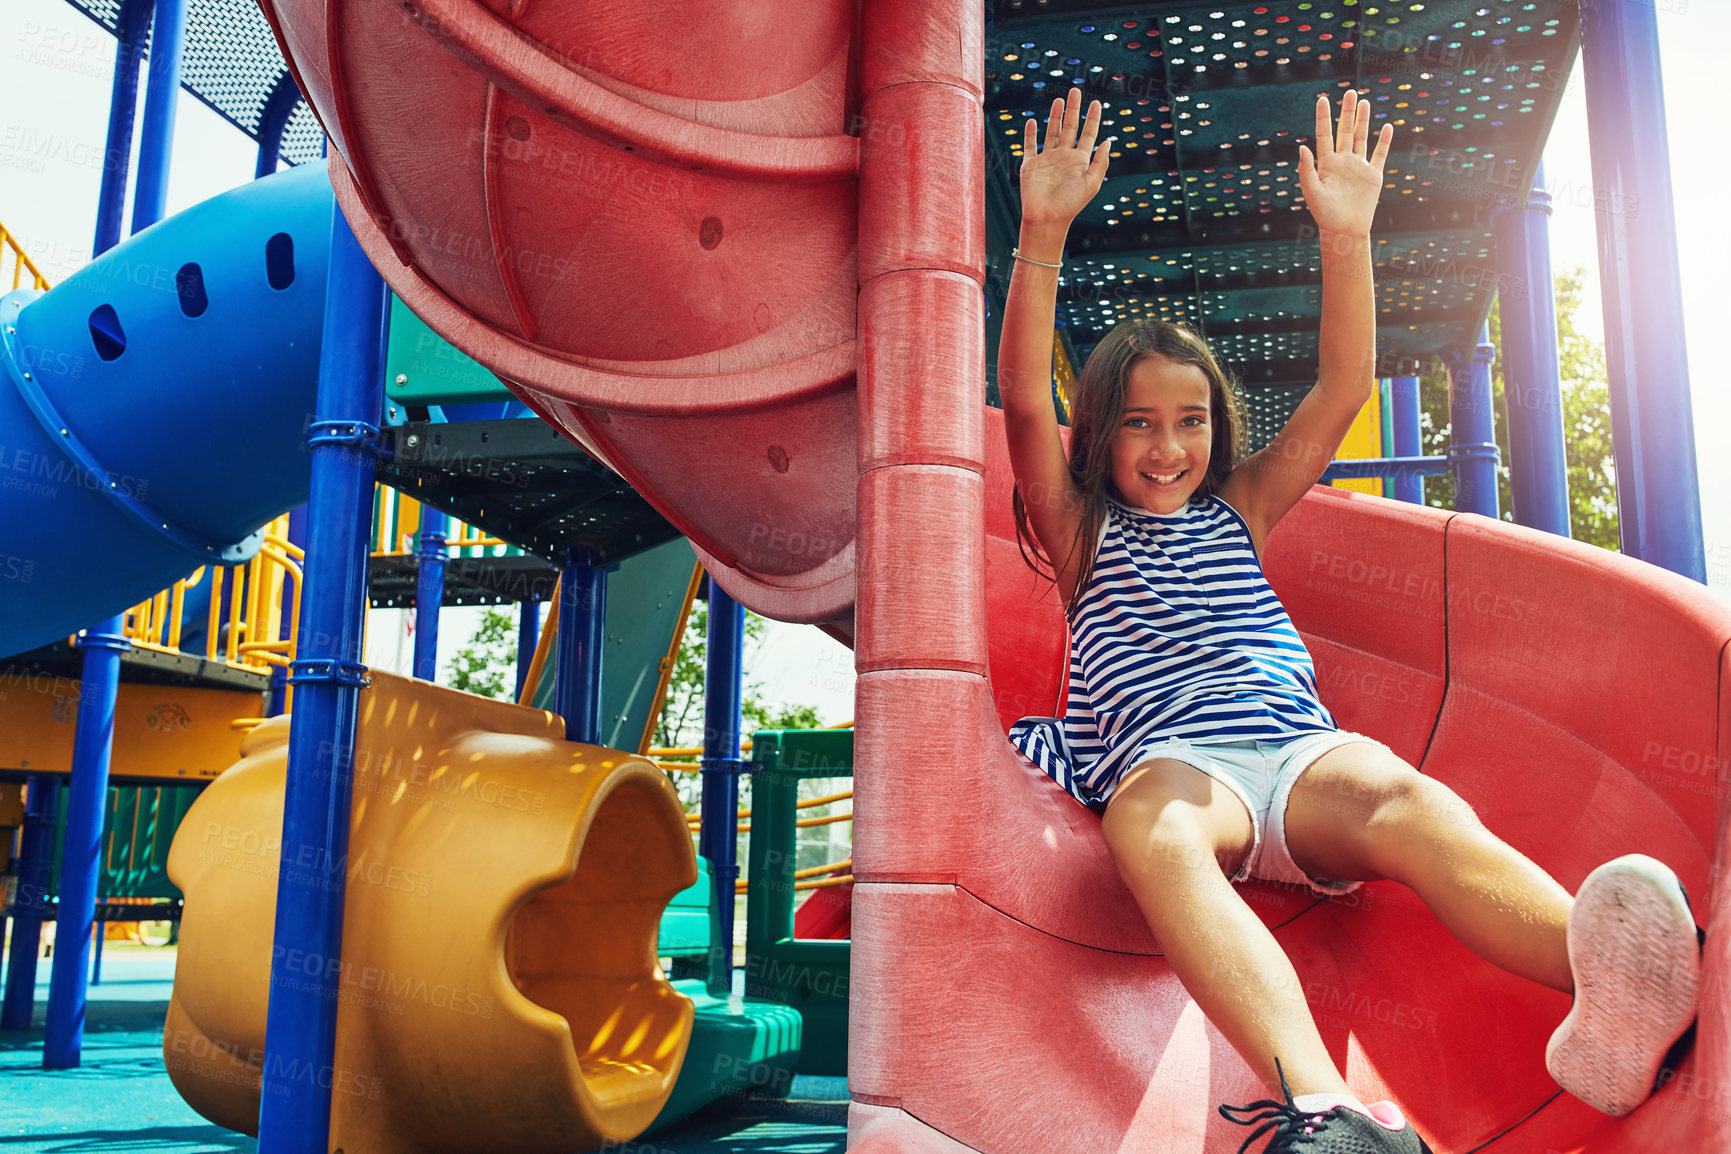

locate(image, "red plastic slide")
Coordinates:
256 0 1731 1148
794 883 854 941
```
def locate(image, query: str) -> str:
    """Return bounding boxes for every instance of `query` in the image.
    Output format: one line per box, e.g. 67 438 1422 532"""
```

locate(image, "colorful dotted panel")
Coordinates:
988 0 1577 447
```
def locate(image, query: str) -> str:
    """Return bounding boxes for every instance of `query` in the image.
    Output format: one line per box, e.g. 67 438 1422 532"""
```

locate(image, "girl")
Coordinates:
999 87 1704 1153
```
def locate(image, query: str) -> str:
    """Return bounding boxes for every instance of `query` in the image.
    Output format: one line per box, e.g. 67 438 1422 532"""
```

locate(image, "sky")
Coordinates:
2 0 1726 721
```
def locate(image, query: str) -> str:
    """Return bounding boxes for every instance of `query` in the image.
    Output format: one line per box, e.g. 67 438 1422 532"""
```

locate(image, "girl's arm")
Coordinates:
1220 91 1394 551
999 87 1114 600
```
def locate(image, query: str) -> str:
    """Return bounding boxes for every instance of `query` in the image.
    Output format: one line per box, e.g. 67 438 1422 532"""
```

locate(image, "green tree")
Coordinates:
1413 266 1618 551
654 599 835 813
444 607 517 699
1553 269 1619 550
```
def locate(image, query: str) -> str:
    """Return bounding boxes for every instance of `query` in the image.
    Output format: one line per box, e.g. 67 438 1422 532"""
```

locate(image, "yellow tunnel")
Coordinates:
162 671 699 1153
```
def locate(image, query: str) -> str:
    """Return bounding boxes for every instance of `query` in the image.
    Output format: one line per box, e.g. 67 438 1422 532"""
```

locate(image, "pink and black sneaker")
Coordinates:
1546 854 1704 1116
1220 1064 1433 1153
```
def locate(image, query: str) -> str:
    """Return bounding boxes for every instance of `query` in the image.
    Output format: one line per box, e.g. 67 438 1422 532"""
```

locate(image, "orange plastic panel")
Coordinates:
0 681 264 782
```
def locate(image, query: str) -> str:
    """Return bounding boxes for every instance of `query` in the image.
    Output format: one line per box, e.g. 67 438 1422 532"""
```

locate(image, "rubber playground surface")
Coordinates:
0 948 847 1154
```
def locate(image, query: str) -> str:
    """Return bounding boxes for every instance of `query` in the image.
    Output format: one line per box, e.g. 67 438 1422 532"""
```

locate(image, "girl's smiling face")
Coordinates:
1108 355 1214 515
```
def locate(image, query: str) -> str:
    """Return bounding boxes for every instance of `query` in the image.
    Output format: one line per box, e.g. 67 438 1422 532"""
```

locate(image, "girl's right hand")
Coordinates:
1019 87 1115 228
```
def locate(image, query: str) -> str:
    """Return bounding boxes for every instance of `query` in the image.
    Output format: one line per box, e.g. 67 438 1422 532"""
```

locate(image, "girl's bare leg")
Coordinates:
1283 741 1574 993
1102 760 1351 1098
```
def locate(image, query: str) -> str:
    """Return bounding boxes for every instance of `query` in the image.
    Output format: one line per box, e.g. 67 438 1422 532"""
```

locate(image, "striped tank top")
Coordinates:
1008 490 1337 809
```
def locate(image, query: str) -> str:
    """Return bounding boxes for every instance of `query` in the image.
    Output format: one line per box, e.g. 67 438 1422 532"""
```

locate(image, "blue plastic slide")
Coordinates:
0 162 337 657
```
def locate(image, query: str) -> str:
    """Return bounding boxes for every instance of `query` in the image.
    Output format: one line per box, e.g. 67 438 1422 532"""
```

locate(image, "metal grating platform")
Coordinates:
367 553 560 609
0 640 269 694
377 419 685 568
984 0 1579 447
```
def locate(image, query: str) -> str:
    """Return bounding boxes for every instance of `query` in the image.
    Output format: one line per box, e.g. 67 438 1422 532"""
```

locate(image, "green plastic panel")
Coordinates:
49 782 203 901
532 535 699 756
659 856 712 958
647 980 804 1133
383 294 517 407
743 728 855 1077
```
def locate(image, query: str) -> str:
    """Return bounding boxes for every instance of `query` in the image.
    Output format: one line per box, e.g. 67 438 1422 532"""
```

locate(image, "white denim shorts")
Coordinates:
1112 729 1390 897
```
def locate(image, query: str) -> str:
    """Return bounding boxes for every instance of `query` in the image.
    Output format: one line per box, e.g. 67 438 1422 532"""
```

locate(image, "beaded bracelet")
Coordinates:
1011 247 1062 269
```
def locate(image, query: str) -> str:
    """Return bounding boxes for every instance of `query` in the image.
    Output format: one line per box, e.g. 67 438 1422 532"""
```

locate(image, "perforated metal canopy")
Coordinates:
61 0 324 168
983 0 1577 443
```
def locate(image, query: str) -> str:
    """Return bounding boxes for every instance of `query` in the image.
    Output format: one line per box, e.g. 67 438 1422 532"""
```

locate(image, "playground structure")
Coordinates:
1 0 1726 1153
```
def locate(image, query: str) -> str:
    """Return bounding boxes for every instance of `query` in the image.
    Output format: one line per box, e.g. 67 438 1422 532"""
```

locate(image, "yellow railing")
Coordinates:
738 856 853 894
371 487 508 558
511 562 703 759
0 218 51 292
660 721 856 892
100 513 304 693
1052 328 1076 419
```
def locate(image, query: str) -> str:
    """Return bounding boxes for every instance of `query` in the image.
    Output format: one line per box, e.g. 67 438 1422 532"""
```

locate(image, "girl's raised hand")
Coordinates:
1019 87 1115 228
1298 90 1394 235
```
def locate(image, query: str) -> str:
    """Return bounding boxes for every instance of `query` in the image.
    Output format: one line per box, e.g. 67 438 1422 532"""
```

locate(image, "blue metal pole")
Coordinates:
1491 164 1571 537
1443 327 1501 518
515 599 540 701
699 575 745 997
255 74 301 180
93 0 152 255
91 917 105 986
1 777 59 1029
1578 0 1705 580
40 4 184 1060
1377 378 1394 465
554 551 605 744
267 506 309 718
130 0 188 234
1388 376 1424 505
42 619 130 1068
412 506 447 682
255 203 389 1153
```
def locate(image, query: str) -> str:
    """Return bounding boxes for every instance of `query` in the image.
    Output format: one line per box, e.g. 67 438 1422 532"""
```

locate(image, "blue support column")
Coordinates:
1388 376 1424 505
1578 0 1705 580
255 74 301 180
40 0 181 1061
255 202 389 1154
266 506 309 718
1442 328 1501 519
91 917 105 985
699 575 745 997
93 0 152 255
1 777 59 1029
412 507 447 682
130 0 188 234
42 621 130 1067
515 599 541 701
554 551 606 744
1377 378 1394 465
1491 164 1572 537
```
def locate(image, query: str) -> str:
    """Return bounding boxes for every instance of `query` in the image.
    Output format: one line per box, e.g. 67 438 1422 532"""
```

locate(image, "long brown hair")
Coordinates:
1011 319 1248 618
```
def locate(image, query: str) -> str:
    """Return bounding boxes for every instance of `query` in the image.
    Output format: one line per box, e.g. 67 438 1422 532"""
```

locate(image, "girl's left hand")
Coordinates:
1298 90 1394 235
